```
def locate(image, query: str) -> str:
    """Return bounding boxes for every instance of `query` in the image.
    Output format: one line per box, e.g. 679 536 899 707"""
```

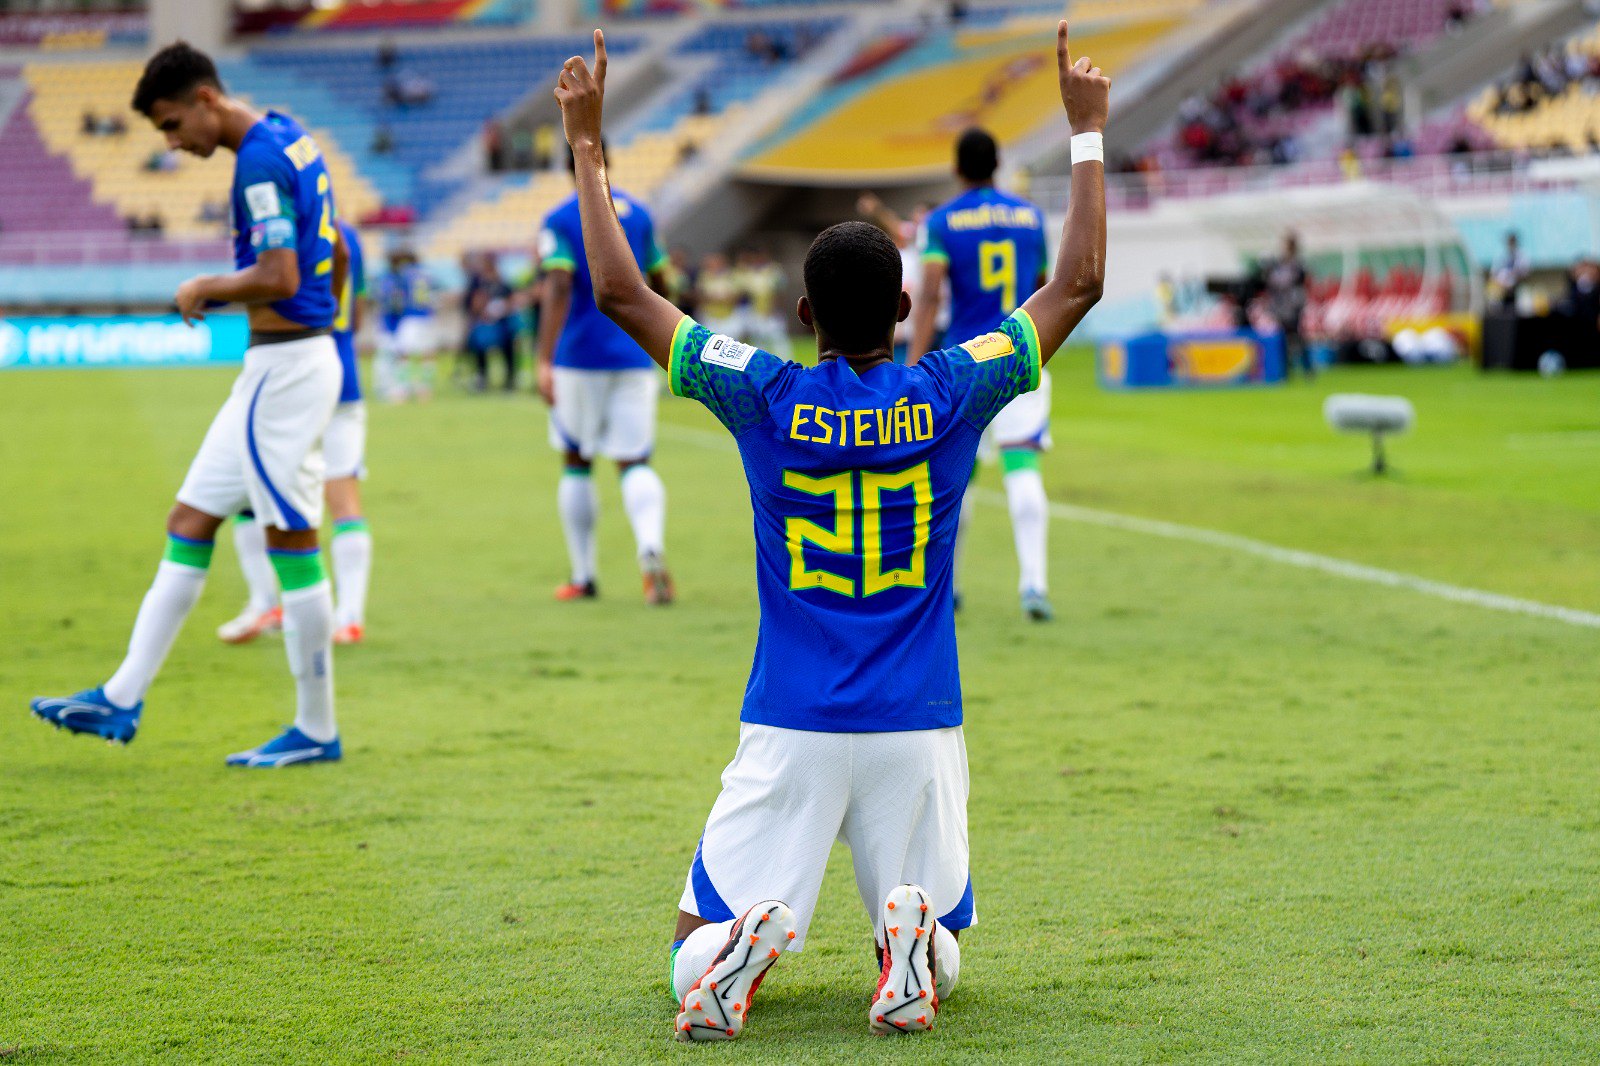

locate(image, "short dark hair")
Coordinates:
132 41 222 116
567 138 610 173
802 221 902 353
956 128 999 183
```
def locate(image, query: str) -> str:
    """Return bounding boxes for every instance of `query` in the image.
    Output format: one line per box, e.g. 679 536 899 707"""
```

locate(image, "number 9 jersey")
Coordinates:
921 188 1049 349
231 110 339 329
669 310 1044 734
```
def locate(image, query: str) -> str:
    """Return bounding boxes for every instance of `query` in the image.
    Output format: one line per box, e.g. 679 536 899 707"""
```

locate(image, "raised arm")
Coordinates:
907 258 946 365
1020 21 1109 364
554 30 681 369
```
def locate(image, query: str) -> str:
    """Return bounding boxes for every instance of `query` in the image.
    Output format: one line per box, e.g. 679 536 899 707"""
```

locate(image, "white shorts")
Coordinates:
547 366 659 462
391 316 436 358
980 368 1052 459
679 724 973 950
323 400 366 481
177 335 341 530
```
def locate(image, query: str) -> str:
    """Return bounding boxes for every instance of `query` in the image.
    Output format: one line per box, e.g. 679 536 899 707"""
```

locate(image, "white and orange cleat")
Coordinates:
216 605 282 645
869 884 939 1035
333 622 365 646
675 900 796 1042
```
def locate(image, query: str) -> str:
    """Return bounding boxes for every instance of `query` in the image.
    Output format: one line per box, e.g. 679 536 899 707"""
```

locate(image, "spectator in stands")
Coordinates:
372 123 394 156
484 120 506 172
104 114 126 136
532 125 554 170
693 85 713 117
1445 1 1472 33
1261 232 1312 379
1560 257 1600 336
377 38 398 72
80 109 99 136
1490 232 1530 311
197 198 226 226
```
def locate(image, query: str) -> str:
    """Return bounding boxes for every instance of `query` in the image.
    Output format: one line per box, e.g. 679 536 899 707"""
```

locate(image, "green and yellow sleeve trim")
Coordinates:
1013 308 1043 393
919 250 949 265
540 256 576 273
668 315 696 398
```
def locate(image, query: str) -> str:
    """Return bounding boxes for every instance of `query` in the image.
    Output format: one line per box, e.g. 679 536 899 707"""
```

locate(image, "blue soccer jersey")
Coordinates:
231 111 339 329
333 221 365 404
922 187 1050 347
540 190 667 371
376 265 433 333
670 310 1044 733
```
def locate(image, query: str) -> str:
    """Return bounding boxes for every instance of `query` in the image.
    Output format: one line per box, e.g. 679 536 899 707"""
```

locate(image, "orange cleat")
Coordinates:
870 885 939 1035
554 580 598 602
217 605 282 645
333 622 365 646
674 901 795 1042
643 568 675 606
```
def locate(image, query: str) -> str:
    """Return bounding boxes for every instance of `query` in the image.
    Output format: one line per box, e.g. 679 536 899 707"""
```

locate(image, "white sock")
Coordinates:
281 581 337 742
330 522 373 628
933 923 961 1001
103 559 208 708
620 464 666 567
558 471 599 585
232 517 278 613
672 919 736 1003
1004 466 1049 595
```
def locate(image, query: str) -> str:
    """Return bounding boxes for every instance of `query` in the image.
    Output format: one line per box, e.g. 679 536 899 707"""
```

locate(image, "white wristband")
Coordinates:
1071 132 1104 166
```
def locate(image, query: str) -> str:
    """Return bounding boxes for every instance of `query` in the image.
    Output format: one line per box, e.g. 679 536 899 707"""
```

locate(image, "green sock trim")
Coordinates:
670 943 682 1001
232 513 254 526
163 534 214 570
563 467 593 478
334 517 369 536
1000 448 1042 474
268 548 327 591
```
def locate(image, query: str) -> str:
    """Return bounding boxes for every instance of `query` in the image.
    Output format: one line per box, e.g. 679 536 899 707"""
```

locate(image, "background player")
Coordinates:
910 128 1056 621
535 142 674 605
376 248 437 402
551 23 1107 1038
218 218 375 647
734 247 790 359
31 42 347 767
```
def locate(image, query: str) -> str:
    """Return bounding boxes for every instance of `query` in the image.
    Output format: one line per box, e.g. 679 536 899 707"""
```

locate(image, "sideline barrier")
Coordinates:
0 314 249 370
1099 329 1285 389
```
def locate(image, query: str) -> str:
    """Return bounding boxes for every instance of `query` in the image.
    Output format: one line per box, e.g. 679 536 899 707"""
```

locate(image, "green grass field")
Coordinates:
3 352 1598 1063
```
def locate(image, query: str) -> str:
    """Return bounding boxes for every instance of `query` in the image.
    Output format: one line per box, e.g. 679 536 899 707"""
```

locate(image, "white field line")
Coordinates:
658 422 1600 631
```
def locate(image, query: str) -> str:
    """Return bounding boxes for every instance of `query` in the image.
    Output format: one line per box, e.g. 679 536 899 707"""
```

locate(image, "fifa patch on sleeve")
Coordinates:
251 217 296 251
960 332 1015 363
702 334 755 372
244 181 284 222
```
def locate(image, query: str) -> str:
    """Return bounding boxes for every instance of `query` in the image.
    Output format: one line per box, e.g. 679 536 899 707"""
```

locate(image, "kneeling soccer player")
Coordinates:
30 43 346 766
552 23 1108 1038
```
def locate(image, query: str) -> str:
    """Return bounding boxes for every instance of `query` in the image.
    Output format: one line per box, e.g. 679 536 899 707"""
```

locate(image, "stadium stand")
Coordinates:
426 18 837 258
17 59 378 245
234 0 532 35
244 36 642 218
1467 22 1600 151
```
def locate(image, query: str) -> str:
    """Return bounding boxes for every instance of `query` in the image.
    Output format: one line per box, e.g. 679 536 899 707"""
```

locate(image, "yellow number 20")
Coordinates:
782 463 933 598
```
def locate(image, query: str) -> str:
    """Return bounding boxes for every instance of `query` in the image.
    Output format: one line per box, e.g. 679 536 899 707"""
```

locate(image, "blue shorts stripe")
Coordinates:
245 371 310 532
689 836 735 923
937 874 975 930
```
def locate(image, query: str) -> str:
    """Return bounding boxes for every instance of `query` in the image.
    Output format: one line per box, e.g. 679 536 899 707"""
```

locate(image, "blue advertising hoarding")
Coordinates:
1098 329 1286 390
0 314 249 370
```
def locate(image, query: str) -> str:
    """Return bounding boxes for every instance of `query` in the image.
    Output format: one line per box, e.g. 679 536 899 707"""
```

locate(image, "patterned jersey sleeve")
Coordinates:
668 316 792 438
538 215 577 274
919 308 1043 430
642 211 669 275
237 150 299 256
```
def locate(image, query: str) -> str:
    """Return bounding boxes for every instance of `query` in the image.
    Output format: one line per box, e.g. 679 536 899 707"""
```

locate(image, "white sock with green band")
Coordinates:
672 919 735 1002
330 517 372 628
232 514 278 614
1001 452 1048 595
103 534 213 708
621 464 666 567
270 548 337 743
558 470 598 586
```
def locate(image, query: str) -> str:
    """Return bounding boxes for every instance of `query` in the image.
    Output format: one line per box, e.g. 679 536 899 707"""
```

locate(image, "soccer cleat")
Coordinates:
30 687 142 745
554 580 598 602
332 622 365 646
225 726 342 768
217 604 283 644
642 555 675 606
1021 589 1054 623
675 900 796 1042
870 885 939 1035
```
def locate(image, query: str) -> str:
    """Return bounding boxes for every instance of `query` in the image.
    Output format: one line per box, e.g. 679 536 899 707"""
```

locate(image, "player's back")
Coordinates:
669 311 1042 732
540 190 664 370
231 110 339 329
924 186 1048 345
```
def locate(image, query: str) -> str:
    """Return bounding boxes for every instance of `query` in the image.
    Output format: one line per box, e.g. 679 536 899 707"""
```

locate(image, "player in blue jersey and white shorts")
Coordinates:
375 249 437 402
218 219 375 648
30 44 347 767
536 141 674 605
552 26 1108 1038
912 128 1057 622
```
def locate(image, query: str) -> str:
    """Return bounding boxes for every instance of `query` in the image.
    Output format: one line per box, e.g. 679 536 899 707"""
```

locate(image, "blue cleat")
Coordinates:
30 687 142 745
225 726 341 768
1021 589 1055 622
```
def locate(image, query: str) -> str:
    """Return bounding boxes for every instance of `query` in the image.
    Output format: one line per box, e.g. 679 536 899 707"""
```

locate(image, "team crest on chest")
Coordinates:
960 332 1014 362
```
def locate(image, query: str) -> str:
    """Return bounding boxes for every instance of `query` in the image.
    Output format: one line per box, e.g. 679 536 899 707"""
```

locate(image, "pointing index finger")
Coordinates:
594 28 608 81
1058 20 1070 67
